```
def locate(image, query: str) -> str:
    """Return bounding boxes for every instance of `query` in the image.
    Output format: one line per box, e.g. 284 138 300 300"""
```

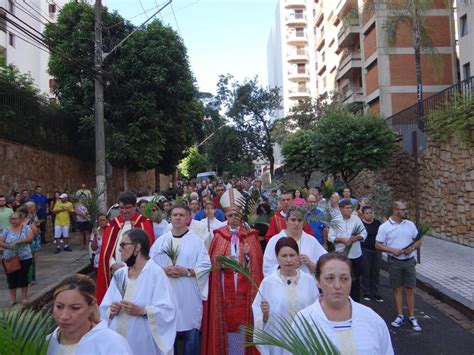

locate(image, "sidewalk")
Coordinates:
0 234 91 309
414 235 474 312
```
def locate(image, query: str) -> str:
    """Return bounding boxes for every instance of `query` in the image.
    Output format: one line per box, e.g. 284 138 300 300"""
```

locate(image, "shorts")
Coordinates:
388 256 417 289
77 221 93 233
54 225 70 239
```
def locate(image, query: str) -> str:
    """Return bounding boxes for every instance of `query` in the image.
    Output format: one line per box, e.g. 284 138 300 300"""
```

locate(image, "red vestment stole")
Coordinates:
201 225 263 355
265 210 314 241
95 213 154 304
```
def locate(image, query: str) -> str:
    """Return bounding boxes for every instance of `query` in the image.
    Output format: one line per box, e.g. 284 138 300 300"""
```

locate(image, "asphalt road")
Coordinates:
361 274 474 355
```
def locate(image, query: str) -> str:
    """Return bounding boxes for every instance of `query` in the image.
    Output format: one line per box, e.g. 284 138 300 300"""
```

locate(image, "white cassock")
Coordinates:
263 230 327 277
100 260 177 355
202 217 226 242
294 298 394 355
150 230 211 331
47 320 132 355
188 219 211 249
252 270 319 355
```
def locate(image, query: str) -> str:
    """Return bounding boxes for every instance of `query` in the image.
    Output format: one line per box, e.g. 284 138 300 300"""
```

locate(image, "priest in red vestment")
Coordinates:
266 190 314 241
96 191 154 304
202 188 263 355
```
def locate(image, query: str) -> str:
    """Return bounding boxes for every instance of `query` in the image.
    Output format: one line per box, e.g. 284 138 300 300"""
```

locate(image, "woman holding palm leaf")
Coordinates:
252 237 319 354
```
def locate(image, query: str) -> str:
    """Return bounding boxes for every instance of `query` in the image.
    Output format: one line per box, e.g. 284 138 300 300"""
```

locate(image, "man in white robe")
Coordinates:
100 260 177 355
150 204 211 355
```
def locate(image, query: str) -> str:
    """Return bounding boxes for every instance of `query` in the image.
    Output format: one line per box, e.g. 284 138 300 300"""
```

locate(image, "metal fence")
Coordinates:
0 81 93 160
386 76 474 136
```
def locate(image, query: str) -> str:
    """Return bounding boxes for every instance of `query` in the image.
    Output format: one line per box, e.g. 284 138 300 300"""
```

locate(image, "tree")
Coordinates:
312 109 396 187
45 2 203 186
363 0 445 103
281 130 319 188
178 148 210 179
216 75 281 176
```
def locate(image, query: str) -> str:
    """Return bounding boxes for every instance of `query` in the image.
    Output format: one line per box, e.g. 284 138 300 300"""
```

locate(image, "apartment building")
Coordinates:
314 0 457 117
457 0 473 80
267 0 318 117
0 0 69 97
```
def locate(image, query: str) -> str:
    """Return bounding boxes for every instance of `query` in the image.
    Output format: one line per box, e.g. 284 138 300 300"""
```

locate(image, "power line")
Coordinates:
170 3 181 35
11 1 48 27
106 2 163 29
22 0 53 24
138 0 149 17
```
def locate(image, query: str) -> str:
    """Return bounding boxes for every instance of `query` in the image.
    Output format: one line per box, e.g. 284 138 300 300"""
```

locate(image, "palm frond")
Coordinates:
344 223 366 256
79 188 105 227
245 313 340 355
236 190 262 225
403 223 430 250
0 308 53 355
321 180 336 200
160 240 180 266
215 255 262 297
113 271 128 299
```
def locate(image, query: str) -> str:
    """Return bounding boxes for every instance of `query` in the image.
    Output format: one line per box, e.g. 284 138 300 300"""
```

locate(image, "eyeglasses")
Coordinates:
119 242 134 248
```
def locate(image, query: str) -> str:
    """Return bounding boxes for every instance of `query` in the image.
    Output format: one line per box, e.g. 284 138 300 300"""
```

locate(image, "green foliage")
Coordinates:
79 189 106 227
426 93 474 147
312 109 396 185
365 181 394 220
216 75 281 175
0 308 53 355
160 240 180 266
321 180 336 200
45 2 203 173
282 130 319 188
179 148 210 179
246 313 340 355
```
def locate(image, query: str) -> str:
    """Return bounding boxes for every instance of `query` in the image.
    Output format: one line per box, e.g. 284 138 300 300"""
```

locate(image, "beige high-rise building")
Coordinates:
314 0 457 117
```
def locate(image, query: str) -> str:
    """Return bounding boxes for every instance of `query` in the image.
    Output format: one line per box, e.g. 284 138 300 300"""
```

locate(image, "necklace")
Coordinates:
278 269 299 286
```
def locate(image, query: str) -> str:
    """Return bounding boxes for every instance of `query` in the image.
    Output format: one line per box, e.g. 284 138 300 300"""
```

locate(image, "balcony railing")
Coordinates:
286 13 307 22
386 76 474 136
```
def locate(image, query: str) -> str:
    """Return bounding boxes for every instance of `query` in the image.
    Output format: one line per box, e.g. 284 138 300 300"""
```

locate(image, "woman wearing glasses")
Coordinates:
100 228 177 355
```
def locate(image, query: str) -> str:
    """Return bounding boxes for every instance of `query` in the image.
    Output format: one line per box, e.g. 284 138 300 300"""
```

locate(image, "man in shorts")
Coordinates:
376 201 422 332
52 193 75 253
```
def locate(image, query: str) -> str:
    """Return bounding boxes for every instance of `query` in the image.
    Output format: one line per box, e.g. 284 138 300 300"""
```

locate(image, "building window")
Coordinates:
9 32 15 47
49 4 57 14
460 14 468 37
296 27 304 37
8 0 14 14
294 9 303 19
297 63 306 73
463 63 471 79
321 51 326 62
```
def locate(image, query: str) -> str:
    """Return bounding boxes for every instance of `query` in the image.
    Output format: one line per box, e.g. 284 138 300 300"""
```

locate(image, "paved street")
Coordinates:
363 273 474 355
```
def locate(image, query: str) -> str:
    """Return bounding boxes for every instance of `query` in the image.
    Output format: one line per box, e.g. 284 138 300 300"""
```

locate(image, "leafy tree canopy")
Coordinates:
179 148 210 179
312 109 397 186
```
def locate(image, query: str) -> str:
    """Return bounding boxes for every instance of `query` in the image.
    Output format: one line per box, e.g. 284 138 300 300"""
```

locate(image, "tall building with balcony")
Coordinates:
1 0 72 97
267 0 318 117
314 0 457 117
456 1 473 80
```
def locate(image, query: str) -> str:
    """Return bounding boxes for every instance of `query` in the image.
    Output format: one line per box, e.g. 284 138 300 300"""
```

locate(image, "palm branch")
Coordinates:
321 179 336 200
403 223 430 250
236 190 262 225
160 240 180 266
343 224 366 256
245 313 340 355
112 271 128 299
0 308 53 355
79 188 105 228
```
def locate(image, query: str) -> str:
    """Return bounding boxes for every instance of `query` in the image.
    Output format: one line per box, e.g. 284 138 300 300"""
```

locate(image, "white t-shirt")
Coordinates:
376 218 418 260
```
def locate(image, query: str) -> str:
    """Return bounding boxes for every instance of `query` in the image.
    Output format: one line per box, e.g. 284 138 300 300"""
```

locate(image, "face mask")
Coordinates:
125 245 138 267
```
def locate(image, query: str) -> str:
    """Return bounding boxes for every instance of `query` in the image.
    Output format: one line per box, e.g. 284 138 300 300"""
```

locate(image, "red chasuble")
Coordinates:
201 225 263 355
265 210 314 241
96 212 154 304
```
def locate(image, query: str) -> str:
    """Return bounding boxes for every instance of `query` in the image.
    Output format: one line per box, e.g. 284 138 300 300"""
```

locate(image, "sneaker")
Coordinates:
54 247 61 254
373 294 384 303
363 294 371 301
391 315 405 328
409 317 422 332
64 246 73 252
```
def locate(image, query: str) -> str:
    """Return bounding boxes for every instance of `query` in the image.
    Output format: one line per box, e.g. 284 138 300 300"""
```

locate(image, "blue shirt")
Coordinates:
307 208 326 245
194 208 226 222
30 193 47 218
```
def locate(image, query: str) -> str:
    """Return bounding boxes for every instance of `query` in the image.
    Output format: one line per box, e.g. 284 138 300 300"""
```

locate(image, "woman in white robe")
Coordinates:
47 274 132 355
264 207 327 277
100 228 177 355
253 237 319 355
294 253 394 355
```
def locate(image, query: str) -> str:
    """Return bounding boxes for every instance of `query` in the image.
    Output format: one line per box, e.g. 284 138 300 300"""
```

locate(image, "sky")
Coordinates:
106 0 277 94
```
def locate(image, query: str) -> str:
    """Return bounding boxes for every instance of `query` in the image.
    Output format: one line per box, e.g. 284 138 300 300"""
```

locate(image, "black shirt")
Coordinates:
361 219 382 250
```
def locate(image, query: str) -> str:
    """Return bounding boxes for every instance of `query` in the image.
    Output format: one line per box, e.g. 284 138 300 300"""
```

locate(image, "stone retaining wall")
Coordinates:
351 137 473 247
0 138 170 205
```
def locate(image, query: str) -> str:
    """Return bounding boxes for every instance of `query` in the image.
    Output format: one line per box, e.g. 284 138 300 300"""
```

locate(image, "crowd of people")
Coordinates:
0 177 424 354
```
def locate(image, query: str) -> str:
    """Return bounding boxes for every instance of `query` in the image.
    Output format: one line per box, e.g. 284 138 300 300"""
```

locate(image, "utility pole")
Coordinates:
95 0 107 211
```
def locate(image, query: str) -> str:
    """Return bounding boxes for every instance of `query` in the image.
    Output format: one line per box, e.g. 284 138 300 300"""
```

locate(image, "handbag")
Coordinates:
2 255 21 274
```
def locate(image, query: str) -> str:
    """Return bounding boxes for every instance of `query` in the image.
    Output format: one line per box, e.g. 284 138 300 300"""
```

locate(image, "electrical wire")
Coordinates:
170 2 181 35
12 1 49 26
22 0 53 24
138 0 149 17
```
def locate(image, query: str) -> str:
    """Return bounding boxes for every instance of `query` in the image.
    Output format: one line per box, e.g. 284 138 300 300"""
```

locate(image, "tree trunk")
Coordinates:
268 155 275 177
304 173 310 189
155 169 161 193
123 165 128 191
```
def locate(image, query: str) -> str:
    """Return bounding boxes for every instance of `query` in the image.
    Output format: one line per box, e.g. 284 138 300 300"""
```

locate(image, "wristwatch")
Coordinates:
186 268 192 277
142 309 147 318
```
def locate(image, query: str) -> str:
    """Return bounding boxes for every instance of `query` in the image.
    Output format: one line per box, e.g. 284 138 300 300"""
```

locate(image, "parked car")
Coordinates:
196 171 217 183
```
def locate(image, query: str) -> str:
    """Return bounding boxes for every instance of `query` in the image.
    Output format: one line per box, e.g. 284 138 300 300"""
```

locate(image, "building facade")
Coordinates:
457 0 473 80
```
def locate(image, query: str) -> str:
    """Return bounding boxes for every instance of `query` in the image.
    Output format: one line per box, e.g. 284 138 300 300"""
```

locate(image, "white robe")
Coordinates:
202 217 226 242
263 230 327 277
99 260 177 355
150 230 211 331
47 320 132 355
188 219 211 249
252 270 319 355
295 298 394 355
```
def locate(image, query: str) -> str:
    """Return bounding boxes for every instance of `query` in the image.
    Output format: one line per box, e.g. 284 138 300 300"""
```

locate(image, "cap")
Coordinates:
219 188 244 212
60 193 68 199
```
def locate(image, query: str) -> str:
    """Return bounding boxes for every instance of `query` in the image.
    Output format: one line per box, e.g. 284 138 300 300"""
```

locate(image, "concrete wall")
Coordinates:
350 137 474 247
0 138 170 205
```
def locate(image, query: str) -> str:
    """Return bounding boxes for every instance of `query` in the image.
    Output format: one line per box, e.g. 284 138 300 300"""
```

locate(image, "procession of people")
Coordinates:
0 176 427 355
